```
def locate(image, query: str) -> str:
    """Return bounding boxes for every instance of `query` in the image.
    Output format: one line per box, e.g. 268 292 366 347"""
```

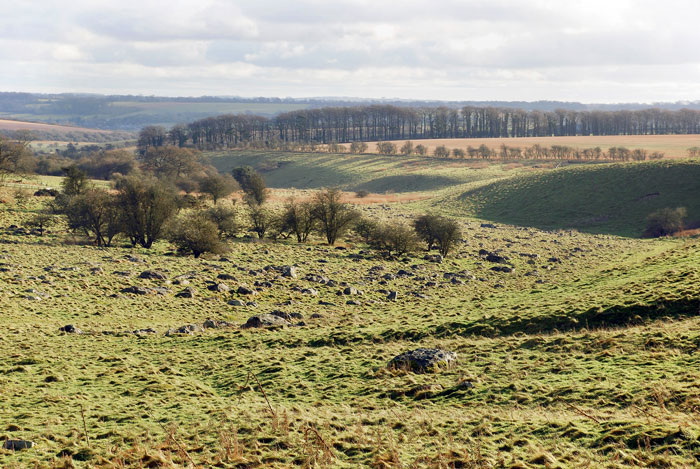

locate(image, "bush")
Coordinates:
64 189 123 246
168 213 225 258
644 207 687 237
413 214 462 256
354 190 370 198
311 188 359 245
371 222 419 255
115 175 179 248
199 173 237 204
248 203 272 238
376 142 397 155
414 144 428 156
434 145 450 158
349 142 368 153
400 141 414 156
25 212 57 236
280 199 316 243
353 217 379 243
232 166 268 206
204 204 238 239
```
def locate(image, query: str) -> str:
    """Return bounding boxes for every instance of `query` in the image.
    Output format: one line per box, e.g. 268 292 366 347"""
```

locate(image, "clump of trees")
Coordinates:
413 214 462 256
354 213 462 257
644 207 687 237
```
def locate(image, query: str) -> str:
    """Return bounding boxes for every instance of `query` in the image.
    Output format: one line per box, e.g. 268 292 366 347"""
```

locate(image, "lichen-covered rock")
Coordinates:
388 348 457 373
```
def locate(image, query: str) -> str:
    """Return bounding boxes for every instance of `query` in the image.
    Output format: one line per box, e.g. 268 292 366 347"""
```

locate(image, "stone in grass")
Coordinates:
203 318 234 329
387 291 398 301
120 285 155 295
59 324 82 334
3 439 35 450
165 324 202 336
175 287 196 298
237 285 256 295
388 348 457 373
242 314 290 329
282 265 298 278
208 283 230 293
138 270 167 280
228 299 245 306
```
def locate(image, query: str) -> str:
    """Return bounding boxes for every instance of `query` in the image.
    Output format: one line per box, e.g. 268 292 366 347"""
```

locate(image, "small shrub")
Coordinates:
168 212 226 258
355 190 370 198
349 141 368 153
644 207 686 237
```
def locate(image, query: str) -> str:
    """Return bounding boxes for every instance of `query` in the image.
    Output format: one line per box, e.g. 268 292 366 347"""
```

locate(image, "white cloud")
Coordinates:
1 0 700 102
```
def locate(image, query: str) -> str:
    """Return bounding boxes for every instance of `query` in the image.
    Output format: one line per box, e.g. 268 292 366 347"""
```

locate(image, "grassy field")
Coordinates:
448 159 700 237
2 157 700 467
0 101 312 131
0 119 135 143
354 135 700 158
207 149 556 193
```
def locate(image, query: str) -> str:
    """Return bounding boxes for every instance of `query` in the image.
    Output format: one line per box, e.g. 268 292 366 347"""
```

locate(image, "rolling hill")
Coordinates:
454 159 700 237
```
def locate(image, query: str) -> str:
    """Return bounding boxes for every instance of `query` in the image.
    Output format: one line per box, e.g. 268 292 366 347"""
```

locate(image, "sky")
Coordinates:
2 0 700 103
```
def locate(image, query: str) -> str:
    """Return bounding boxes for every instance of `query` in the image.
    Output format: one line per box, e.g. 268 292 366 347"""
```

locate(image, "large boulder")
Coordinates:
242 314 290 329
388 348 457 373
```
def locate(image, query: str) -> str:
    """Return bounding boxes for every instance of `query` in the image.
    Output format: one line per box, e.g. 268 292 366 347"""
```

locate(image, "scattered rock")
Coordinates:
480 223 497 228
387 291 398 301
242 314 290 329
228 299 245 306
139 270 167 280
490 266 514 273
237 285 256 295
208 283 230 293
423 254 443 263
165 324 202 336
59 325 82 334
388 348 457 373
121 285 154 295
302 287 319 296
203 318 234 329
217 273 237 281
343 286 360 295
282 265 298 278
175 287 196 298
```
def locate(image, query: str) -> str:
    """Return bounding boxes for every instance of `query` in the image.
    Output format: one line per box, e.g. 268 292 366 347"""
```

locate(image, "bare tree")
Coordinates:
311 188 358 245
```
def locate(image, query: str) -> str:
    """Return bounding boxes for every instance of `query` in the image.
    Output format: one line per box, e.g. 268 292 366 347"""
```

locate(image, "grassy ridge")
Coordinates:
455 159 700 237
207 150 531 192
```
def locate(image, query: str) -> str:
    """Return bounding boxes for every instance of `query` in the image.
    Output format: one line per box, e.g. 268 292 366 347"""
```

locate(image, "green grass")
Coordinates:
207 150 535 193
2 163 700 467
452 159 700 237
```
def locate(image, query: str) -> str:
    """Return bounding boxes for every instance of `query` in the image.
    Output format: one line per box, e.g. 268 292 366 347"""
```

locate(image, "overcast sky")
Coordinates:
2 0 700 102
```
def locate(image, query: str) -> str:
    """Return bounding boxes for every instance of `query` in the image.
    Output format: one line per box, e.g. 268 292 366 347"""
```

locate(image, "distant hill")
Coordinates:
455 159 700 237
0 118 133 142
3 91 700 131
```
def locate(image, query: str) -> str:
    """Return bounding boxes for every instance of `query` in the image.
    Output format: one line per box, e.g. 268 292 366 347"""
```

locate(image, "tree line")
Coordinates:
141 105 700 149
